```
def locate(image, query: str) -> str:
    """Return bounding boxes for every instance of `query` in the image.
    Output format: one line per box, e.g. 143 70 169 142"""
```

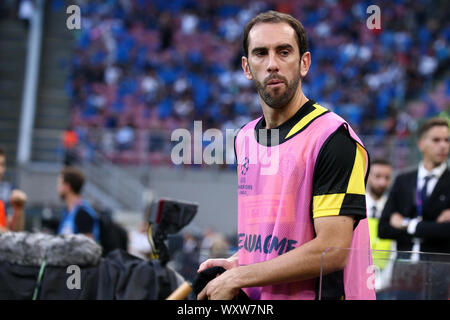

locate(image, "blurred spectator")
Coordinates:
178 232 200 281
94 204 129 257
378 117 450 299
57 167 100 242
209 232 231 259
0 147 27 232
171 229 231 282
379 117 450 256
198 227 216 265
115 123 135 151
62 125 79 166
158 12 173 51
365 158 395 295
148 131 165 152
128 215 152 260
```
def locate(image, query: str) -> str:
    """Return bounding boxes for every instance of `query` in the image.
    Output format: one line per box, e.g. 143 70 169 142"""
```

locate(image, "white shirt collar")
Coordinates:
366 191 388 219
418 161 447 181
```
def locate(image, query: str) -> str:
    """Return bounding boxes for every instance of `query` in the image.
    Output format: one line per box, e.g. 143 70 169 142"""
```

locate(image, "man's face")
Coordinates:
242 22 307 109
0 155 5 181
418 126 449 166
367 164 392 198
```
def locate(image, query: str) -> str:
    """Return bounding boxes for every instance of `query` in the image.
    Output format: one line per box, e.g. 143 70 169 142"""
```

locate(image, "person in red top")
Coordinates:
0 200 6 229
62 126 79 166
0 147 27 232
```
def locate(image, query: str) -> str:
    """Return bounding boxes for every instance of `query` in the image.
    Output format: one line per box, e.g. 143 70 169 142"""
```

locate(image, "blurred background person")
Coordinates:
62 125 79 166
115 123 135 152
366 158 395 296
57 166 100 242
379 118 450 255
177 232 200 282
367 158 393 250
128 209 152 260
197 227 216 266
0 147 27 232
208 232 230 259
379 117 449 299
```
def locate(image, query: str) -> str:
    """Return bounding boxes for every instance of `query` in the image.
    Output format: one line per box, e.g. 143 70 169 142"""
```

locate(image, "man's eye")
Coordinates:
280 50 290 56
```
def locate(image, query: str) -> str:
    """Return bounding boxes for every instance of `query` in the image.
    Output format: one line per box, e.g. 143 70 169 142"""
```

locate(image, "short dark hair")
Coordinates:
60 167 85 195
0 147 4 157
417 117 449 139
371 158 391 167
242 10 308 58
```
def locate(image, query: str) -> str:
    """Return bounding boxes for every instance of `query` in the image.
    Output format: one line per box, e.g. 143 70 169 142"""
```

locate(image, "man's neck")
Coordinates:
65 193 81 211
368 189 382 201
422 159 444 172
261 89 307 129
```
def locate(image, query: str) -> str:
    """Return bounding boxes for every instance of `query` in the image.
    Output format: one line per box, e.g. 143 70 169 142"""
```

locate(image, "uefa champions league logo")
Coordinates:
240 157 250 176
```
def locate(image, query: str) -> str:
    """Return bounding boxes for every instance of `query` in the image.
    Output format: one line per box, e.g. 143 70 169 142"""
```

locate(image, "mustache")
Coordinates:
263 74 288 86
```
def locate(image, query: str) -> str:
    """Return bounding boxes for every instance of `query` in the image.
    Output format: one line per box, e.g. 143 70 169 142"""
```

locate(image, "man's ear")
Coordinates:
300 51 311 78
62 182 71 194
242 56 253 80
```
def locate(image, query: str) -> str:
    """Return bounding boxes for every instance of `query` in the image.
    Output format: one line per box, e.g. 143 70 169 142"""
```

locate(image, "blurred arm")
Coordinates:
7 190 27 231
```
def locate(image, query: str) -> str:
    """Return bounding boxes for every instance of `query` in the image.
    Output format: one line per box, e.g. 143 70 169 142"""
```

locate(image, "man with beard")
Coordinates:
57 167 100 242
378 118 449 299
197 11 374 300
366 159 393 245
365 159 394 294
379 118 450 255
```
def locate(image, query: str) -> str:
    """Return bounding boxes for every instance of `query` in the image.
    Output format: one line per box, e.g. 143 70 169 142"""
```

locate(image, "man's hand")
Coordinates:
437 209 450 223
8 189 27 231
197 268 240 300
390 212 405 229
197 254 240 300
197 255 238 274
10 189 27 210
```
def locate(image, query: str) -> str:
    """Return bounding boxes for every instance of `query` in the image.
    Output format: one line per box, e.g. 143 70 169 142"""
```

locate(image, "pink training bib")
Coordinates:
235 104 375 300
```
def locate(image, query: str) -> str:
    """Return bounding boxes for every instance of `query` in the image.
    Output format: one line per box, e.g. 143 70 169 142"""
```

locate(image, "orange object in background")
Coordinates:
0 200 6 228
62 130 79 149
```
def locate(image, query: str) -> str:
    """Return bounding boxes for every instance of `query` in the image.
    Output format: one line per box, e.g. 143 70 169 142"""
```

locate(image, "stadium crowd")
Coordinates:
64 0 449 166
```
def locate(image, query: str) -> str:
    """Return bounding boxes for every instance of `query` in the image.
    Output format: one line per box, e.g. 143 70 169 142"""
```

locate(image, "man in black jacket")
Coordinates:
378 117 449 299
379 117 450 254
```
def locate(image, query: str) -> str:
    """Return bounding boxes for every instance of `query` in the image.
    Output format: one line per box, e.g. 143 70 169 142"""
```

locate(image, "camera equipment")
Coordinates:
147 198 198 265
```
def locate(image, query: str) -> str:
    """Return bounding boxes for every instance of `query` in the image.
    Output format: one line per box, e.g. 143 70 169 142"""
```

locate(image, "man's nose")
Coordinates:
266 51 280 73
438 139 449 150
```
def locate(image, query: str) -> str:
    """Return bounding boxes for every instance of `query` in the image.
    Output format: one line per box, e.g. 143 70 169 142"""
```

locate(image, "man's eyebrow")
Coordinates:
251 46 267 54
251 44 294 54
276 44 294 51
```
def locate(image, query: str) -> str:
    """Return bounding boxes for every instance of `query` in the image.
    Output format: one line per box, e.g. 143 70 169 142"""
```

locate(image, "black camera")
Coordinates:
147 198 198 265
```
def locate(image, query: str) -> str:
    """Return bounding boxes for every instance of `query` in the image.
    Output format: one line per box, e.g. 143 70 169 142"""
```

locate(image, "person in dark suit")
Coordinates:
379 117 450 254
378 117 449 299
